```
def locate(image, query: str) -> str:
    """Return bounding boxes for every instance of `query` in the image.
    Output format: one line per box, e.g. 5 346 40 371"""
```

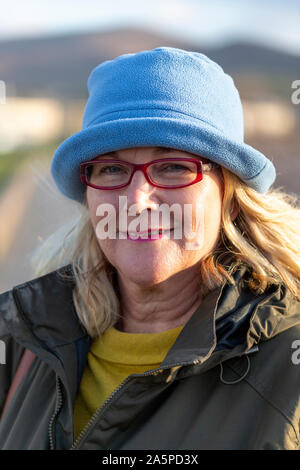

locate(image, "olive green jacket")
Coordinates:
0 263 299 450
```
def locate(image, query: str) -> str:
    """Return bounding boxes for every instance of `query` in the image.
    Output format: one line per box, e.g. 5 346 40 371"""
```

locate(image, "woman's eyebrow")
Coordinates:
154 147 179 154
102 147 180 157
100 147 209 161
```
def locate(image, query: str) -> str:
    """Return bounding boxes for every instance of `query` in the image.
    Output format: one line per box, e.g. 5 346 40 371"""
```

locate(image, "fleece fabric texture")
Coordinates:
73 324 184 440
51 47 276 202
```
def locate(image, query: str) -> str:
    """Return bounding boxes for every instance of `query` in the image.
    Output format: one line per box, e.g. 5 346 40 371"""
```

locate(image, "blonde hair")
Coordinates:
32 167 300 338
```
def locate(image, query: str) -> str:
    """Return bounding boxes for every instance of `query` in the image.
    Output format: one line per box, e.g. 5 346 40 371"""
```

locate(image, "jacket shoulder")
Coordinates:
0 264 74 329
5 264 74 295
0 263 76 345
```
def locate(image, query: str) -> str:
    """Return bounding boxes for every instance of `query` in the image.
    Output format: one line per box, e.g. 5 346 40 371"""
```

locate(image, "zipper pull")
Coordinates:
166 365 181 384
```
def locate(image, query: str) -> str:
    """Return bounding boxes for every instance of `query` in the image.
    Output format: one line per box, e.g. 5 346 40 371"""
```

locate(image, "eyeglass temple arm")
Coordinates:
202 162 220 171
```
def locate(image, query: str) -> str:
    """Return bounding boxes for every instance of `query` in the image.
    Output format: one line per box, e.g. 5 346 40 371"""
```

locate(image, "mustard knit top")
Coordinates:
73 324 184 439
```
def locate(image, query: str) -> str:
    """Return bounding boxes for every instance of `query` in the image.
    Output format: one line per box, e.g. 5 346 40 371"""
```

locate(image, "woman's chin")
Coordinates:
99 239 187 286
116 259 174 287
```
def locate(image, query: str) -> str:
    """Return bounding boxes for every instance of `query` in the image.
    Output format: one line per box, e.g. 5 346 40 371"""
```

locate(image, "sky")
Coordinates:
0 0 300 55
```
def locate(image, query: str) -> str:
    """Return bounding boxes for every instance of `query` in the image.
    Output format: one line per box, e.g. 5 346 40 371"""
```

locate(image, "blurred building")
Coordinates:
243 100 297 138
0 97 84 152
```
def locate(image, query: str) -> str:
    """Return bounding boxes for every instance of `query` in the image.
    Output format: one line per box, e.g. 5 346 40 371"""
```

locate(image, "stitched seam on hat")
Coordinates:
85 107 222 132
242 160 268 181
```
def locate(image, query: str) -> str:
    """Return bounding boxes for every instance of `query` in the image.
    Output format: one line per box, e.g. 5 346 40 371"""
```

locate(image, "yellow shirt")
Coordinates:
73 324 184 440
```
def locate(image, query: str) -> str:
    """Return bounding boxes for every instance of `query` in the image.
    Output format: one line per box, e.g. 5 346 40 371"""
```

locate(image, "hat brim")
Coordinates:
51 117 276 202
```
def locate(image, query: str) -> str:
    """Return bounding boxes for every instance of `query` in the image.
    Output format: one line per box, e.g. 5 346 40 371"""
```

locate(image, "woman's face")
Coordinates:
87 146 224 286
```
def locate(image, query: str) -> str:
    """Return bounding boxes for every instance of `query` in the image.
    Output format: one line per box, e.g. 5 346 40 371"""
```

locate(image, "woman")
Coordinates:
0 47 299 450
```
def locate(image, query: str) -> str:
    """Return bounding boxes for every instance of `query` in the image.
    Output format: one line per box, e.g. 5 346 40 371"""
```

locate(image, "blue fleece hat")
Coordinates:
51 46 276 202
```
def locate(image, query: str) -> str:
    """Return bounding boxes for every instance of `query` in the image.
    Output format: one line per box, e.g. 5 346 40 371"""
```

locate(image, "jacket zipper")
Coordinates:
48 374 63 450
52 346 259 450
70 346 260 449
70 359 200 450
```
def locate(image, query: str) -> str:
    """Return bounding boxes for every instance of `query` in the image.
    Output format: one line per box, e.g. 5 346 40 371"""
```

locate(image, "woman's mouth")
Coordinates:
123 228 174 241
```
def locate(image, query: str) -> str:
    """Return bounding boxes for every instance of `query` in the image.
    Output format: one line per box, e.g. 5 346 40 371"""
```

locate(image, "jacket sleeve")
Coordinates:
0 291 26 416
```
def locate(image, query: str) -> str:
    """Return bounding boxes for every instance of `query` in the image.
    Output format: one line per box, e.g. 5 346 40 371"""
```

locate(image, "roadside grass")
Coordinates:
0 140 61 194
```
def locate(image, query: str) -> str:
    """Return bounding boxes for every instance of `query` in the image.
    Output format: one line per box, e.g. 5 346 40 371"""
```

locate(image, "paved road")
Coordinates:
0 156 80 293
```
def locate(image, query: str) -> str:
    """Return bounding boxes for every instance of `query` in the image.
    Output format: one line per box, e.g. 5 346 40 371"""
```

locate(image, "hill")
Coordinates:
0 26 299 100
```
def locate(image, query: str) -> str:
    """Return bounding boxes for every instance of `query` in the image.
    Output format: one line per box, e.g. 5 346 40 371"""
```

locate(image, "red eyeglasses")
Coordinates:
80 157 220 190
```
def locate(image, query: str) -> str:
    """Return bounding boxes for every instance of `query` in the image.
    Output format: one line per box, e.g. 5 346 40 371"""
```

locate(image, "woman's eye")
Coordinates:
161 164 190 172
95 165 127 175
101 166 122 174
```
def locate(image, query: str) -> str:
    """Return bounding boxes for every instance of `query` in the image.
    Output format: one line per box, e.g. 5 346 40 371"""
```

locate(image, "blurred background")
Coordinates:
0 0 299 292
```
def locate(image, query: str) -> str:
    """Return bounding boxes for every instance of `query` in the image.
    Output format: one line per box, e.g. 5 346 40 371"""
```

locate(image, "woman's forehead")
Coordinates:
94 147 211 162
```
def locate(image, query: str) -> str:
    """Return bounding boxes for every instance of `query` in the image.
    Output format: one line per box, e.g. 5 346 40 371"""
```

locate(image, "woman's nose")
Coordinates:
125 170 158 213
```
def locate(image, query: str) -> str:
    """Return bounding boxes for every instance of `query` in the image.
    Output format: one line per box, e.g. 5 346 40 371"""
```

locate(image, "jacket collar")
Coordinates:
161 285 223 368
2 262 299 377
160 263 299 384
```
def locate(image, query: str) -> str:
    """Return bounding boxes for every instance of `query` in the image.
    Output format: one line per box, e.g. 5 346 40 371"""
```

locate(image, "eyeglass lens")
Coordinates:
86 160 200 188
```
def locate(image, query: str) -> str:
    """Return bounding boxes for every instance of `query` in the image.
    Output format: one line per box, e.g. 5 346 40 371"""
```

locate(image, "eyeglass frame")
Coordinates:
80 157 220 190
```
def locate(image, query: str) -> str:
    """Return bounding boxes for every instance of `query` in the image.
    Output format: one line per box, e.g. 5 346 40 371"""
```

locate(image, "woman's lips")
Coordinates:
120 228 174 241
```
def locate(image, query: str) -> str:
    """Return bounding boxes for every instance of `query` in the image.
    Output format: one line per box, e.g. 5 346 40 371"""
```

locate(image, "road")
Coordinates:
0 156 80 293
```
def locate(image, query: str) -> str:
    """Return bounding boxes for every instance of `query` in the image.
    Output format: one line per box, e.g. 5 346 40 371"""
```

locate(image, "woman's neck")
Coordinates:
115 270 203 334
